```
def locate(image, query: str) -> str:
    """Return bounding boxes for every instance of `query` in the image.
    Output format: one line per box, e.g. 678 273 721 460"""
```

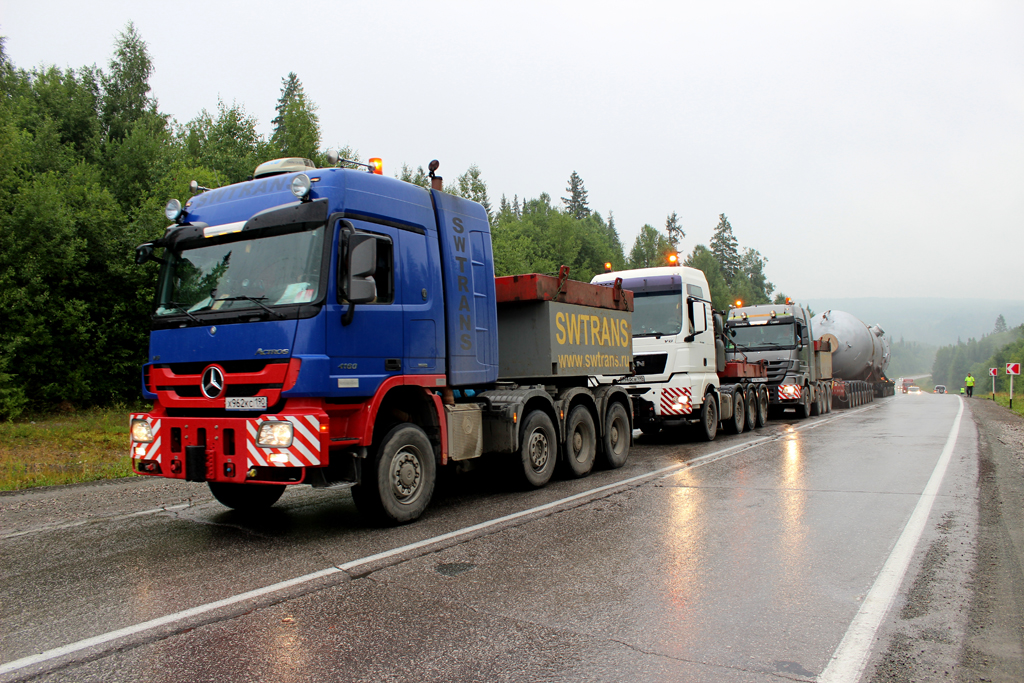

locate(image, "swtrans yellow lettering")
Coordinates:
555 312 566 344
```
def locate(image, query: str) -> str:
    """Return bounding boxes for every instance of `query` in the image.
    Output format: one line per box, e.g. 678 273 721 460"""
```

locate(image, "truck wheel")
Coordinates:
826 386 833 413
518 410 557 488
810 384 821 416
600 402 630 469
352 423 436 525
798 385 812 419
699 395 718 442
208 482 285 511
725 391 745 434
563 406 596 478
744 387 758 432
756 386 769 427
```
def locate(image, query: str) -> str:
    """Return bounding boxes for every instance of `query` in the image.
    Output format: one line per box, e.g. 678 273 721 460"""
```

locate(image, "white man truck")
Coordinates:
591 266 769 441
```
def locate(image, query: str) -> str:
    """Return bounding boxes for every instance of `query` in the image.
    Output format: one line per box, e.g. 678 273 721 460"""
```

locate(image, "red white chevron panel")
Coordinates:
246 414 323 468
130 414 162 463
660 387 693 415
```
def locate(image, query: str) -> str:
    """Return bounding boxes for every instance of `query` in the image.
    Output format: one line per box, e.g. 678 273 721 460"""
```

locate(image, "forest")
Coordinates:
929 315 1024 391
0 25 776 419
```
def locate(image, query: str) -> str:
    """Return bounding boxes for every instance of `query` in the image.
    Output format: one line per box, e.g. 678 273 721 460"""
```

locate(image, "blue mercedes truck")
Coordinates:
129 158 634 523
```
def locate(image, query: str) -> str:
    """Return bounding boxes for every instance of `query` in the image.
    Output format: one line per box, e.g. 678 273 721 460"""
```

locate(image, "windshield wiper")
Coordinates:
164 301 201 323
215 296 284 319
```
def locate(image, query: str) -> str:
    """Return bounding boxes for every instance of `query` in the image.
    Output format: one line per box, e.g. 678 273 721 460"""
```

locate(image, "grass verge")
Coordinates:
0 406 142 491
979 392 1024 419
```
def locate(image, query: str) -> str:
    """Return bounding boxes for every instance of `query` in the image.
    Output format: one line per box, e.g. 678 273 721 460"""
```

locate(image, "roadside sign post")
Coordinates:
990 367 998 400
1009 363 1021 409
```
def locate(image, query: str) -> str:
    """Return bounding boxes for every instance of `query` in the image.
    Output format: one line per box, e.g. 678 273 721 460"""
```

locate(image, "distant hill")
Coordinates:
799 298 1024 346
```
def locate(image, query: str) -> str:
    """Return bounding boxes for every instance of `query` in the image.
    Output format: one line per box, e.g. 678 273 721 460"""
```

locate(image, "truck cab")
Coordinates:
724 302 831 418
591 266 719 436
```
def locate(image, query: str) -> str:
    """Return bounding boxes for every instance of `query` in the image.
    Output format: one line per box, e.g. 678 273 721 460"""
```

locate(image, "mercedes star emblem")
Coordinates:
201 366 225 399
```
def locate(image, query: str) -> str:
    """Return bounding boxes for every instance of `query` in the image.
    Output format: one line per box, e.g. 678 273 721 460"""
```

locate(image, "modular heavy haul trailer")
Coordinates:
128 157 633 524
812 309 895 406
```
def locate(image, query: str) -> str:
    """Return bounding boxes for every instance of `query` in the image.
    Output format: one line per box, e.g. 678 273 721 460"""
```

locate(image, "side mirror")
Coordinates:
343 233 377 304
134 243 164 265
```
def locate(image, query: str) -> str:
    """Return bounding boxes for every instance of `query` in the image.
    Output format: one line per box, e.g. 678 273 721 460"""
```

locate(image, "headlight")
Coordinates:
165 198 183 221
290 174 311 199
779 385 802 400
257 421 293 448
131 419 154 443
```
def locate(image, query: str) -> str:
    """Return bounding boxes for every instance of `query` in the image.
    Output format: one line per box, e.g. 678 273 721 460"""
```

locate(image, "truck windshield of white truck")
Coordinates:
620 275 690 338
154 224 326 318
727 321 797 351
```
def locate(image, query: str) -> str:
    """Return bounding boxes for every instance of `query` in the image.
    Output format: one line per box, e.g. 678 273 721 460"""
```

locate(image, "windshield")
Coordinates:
727 322 796 350
632 290 685 336
155 226 326 317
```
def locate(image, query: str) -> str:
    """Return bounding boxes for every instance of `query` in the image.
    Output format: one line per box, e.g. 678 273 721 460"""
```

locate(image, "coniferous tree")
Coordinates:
994 314 1008 333
270 72 320 160
710 213 741 284
665 211 685 250
561 170 590 219
684 245 730 310
100 22 157 142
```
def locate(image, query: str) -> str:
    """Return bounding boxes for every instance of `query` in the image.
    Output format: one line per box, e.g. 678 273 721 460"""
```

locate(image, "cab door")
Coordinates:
324 218 404 398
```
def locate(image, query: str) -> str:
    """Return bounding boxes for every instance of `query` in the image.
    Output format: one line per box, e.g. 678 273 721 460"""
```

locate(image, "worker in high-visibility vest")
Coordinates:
965 373 975 398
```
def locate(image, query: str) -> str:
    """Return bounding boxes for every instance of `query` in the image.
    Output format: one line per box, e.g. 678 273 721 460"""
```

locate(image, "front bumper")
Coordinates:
129 412 327 484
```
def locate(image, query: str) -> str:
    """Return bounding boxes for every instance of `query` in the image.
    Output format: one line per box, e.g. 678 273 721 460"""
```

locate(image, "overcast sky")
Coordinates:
3 1 1022 301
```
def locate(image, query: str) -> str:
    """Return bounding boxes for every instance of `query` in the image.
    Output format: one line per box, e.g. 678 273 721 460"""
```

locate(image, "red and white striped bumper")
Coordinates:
129 412 326 480
246 415 323 467
658 387 693 416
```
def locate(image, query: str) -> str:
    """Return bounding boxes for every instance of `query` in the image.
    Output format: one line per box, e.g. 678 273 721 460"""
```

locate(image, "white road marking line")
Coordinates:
0 403 872 676
817 396 964 683
1 504 192 541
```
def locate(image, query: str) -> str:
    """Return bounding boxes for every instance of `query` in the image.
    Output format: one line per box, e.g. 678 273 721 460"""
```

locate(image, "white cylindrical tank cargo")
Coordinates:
812 310 890 382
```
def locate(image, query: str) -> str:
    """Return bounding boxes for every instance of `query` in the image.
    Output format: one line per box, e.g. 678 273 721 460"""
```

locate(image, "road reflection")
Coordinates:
778 426 808 593
663 471 707 644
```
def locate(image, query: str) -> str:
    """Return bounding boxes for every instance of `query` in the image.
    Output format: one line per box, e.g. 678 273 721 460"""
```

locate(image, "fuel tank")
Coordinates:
811 310 890 382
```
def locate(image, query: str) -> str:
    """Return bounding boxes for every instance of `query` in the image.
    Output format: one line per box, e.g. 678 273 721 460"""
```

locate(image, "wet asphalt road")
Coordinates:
1 394 976 682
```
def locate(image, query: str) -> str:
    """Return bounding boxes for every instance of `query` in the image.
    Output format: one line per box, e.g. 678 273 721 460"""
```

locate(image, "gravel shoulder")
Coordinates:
868 398 1024 683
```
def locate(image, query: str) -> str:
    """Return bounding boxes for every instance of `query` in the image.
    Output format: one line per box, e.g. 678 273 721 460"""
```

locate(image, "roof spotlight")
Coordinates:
164 199 183 222
290 174 312 200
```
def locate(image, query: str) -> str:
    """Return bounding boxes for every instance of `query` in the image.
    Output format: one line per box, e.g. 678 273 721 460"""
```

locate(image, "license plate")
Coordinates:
617 375 646 384
225 397 267 411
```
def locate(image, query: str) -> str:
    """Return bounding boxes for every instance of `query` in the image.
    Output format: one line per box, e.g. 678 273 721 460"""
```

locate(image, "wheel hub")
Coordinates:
391 449 422 500
529 432 549 470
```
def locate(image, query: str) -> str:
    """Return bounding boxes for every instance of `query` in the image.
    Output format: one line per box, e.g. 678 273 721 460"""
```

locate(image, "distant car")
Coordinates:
908 386 923 395
934 385 946 394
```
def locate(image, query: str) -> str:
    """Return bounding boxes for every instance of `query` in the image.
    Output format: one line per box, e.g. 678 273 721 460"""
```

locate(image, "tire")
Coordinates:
208 482 285 511
810 384 821 416
699 394 719 442
563 405 596 478
725 391 745 434
797 385 812 419
744 386 758 432
352 423 436 525
600 402 630 469
518 410 557 488
756 386 769 427
826 386 833 413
